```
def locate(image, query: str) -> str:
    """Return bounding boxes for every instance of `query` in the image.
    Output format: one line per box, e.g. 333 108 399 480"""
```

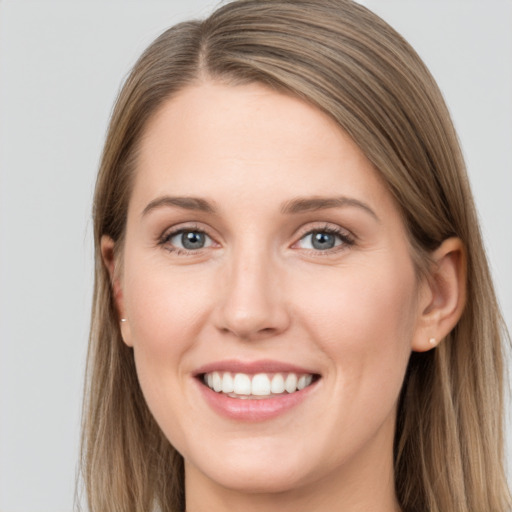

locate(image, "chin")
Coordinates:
205 466 306 494
185 445 314 495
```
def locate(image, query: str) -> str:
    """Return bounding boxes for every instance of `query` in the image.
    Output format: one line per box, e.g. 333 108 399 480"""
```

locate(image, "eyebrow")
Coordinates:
280 196 380 221
142 196 216 217
141 194 379 222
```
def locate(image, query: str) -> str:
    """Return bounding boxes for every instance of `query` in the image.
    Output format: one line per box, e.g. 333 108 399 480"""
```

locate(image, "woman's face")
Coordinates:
112 82 431 495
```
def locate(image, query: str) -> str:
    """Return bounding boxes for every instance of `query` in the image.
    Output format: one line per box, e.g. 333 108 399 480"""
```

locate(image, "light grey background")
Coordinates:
0 1 510 511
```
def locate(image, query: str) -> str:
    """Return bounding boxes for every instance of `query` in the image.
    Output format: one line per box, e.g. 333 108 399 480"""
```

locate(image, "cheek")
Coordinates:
121 259 216 437
124 257 213 351
299 258 417 333
292 258 418 390
120 257 217 424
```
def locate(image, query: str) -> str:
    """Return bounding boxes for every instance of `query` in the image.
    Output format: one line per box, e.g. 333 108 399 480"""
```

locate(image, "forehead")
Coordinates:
130 81 394 215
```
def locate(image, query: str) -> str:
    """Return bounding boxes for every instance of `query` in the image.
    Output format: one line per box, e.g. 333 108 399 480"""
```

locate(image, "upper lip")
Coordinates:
194 359 319 376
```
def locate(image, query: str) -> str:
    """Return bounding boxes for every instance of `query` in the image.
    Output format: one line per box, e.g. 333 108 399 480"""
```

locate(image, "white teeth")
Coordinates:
251 373 271 395
297 375 313 390
285 373 298 393
270 373 285 394
203 371 315 397
233 373 251 395
212 371 222 392
222 372 234 393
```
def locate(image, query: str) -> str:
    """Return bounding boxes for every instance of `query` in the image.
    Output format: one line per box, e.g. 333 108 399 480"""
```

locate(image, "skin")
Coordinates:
102 81 465 512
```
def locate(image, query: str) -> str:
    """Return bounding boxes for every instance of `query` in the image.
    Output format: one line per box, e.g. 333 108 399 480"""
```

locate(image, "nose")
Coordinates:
214 248 291 341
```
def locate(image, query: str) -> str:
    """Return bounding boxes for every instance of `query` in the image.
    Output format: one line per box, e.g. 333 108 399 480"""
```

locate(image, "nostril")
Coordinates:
218 322 282 341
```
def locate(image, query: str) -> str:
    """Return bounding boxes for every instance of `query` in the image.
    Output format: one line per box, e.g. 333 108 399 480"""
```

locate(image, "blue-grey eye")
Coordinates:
298 230 343 250
169 230 212 250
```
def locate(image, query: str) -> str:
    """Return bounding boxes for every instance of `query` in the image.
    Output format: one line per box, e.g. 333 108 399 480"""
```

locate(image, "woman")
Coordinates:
80 1 511 511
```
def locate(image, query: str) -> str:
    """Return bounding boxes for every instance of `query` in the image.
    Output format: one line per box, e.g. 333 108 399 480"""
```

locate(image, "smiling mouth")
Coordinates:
200 371 320 399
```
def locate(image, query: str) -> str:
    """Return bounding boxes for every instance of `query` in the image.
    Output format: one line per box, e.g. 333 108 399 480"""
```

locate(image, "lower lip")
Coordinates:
196 378 319 421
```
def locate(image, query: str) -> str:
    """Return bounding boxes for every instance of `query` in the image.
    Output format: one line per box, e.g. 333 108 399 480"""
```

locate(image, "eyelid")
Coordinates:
293 222 355 241
159 222 203 241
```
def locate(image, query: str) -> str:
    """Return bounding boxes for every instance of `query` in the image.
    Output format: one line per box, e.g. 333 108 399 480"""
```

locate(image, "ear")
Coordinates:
100 235 133 347
411 237 466 352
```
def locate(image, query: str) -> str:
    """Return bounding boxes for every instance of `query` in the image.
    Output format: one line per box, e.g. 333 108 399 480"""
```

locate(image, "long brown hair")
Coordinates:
80 1 511 510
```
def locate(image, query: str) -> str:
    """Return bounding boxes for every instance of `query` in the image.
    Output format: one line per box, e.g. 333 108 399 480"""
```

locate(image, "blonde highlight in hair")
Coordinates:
81 1 511 510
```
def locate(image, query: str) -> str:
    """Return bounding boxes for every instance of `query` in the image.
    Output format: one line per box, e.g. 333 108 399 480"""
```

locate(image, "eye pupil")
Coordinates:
181 231 205 250
312 232 335 250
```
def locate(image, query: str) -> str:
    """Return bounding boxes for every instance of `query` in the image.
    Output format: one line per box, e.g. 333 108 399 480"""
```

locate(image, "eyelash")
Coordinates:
295 225 355 255
158 224 212 255
157 224 355 255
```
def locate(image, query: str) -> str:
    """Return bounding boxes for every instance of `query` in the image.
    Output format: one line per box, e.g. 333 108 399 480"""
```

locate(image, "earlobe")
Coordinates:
412 237 466 352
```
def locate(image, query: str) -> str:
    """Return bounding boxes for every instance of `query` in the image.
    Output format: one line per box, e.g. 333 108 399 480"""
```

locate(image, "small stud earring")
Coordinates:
121 318 127 323
429 337 436 346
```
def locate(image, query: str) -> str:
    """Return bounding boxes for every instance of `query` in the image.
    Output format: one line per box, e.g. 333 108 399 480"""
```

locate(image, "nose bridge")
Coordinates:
216 239 289 339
